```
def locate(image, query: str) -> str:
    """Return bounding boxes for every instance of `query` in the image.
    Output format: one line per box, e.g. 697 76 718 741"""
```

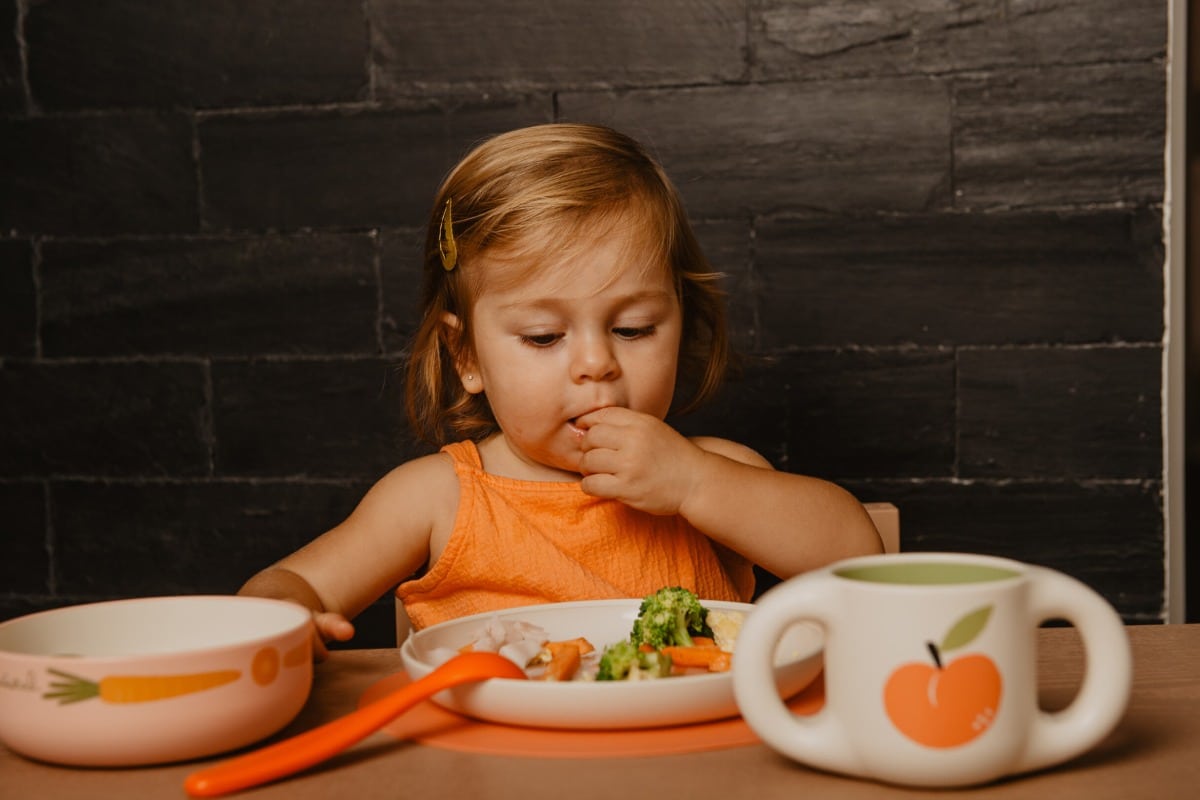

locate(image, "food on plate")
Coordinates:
631 586 711 649
598 586 744 681
425 618 544 672
530 636 595 661
532 638 595 681
660 643 731 673
595 640 672 681
705 608 746 653
428 587 746 682
426 617 598 681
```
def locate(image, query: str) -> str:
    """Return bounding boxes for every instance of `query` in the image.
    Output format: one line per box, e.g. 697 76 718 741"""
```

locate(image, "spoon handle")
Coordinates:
184 652 524 797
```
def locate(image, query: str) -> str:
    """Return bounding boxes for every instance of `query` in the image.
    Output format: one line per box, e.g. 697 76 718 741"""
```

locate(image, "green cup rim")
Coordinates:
830 554 1027 587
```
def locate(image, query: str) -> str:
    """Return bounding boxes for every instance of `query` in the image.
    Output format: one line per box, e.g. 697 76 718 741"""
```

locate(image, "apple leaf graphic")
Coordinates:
939 605 993 654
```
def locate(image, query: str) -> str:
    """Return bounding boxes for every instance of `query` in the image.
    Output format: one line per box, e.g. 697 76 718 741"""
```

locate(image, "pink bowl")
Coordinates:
0 595 313 766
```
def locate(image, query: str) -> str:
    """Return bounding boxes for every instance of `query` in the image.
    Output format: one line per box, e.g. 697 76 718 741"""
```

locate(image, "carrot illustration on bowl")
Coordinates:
41 643 307 705
42 668 242 705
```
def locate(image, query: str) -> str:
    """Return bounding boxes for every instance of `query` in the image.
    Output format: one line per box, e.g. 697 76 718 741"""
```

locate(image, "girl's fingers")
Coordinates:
579 421 615 447
315 612 354 640
309 612 355 662
579 472 619 499
578 446 625 477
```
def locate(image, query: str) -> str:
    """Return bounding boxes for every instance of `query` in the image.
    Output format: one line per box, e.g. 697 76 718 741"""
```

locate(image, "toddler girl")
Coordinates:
240 123 882 653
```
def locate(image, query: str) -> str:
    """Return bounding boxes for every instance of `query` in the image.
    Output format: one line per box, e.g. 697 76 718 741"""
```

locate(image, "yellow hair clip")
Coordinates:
439 198 458 271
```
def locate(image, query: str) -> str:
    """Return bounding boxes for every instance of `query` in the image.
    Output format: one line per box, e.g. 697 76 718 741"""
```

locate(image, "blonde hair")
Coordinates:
405 123 729 444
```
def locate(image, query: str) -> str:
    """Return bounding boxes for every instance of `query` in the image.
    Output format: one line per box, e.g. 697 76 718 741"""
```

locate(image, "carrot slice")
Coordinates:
538 641 582 681
549 636 595 655
708 651 732 672
661 645 732 672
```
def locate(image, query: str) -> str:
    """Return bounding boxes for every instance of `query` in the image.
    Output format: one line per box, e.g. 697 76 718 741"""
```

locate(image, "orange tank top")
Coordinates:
396 441 754 630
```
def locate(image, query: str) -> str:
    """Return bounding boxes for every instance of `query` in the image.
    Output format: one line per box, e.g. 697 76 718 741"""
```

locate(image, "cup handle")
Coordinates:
1015 566 1133 774
732 573 857 775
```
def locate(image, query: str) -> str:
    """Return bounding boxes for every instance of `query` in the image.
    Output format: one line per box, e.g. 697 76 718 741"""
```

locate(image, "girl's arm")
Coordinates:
681 436 883 577
238 452 458 654
577 407 882 578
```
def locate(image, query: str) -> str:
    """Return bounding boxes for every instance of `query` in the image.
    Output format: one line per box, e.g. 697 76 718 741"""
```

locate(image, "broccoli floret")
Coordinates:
630 586 710 649
595 640 673 681
596 640 638 680
632 648 672 679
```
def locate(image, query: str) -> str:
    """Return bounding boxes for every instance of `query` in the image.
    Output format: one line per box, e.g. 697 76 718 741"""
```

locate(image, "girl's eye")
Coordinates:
613 326 656 340
520 333 562 347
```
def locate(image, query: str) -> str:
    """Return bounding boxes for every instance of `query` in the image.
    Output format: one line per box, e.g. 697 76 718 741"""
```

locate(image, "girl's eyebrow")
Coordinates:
497 289 675 312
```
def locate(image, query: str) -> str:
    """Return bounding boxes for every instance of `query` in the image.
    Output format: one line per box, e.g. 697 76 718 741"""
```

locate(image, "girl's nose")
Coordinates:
571 334 620 382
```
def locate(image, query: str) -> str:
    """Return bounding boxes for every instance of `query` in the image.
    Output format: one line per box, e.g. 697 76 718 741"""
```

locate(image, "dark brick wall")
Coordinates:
0 1 1168 646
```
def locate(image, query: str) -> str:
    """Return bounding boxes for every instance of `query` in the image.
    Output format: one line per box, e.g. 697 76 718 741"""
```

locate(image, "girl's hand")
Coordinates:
576 407 708 515
238 567 358 662
310 611 355 661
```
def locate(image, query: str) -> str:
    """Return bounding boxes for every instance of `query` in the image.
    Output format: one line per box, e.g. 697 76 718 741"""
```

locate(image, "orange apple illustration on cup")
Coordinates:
883 605 1002 748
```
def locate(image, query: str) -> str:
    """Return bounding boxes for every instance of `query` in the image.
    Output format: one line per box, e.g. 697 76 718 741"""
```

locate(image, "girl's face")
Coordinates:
452 221 682 480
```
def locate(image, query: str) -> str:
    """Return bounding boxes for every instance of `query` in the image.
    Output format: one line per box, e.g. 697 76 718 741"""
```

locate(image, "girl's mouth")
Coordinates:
568 405 616 435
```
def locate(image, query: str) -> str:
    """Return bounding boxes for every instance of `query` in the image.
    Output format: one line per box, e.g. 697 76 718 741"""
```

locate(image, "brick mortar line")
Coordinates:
200 359 216 476
42 478 55 594
13 0 34 116
1 353 400 365
12 56 1167 122
756 342 1163 355
371 228 386 354
0 476 370 487
0 476 1159 490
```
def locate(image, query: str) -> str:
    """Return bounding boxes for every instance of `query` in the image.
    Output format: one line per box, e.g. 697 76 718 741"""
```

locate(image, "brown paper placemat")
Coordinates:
359 671 824 758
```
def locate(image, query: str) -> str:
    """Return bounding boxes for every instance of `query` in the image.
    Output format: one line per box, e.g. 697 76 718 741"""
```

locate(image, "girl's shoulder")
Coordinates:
688 435 773 469
368 450 461 512
382 449 459 483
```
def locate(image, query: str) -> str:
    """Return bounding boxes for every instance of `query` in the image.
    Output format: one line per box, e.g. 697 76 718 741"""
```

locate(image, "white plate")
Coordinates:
399 599 823 730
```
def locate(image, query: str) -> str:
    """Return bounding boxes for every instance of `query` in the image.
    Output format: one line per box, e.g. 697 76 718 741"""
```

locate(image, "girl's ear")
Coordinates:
441 312 484 394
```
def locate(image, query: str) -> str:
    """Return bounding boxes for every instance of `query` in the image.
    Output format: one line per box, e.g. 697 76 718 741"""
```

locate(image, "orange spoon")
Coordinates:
184 651 526 797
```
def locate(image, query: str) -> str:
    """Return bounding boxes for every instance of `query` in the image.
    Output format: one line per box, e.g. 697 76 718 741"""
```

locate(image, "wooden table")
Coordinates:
3 625 1197 799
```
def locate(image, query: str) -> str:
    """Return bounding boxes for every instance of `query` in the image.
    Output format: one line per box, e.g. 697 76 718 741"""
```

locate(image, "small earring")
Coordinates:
466 374 474 381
